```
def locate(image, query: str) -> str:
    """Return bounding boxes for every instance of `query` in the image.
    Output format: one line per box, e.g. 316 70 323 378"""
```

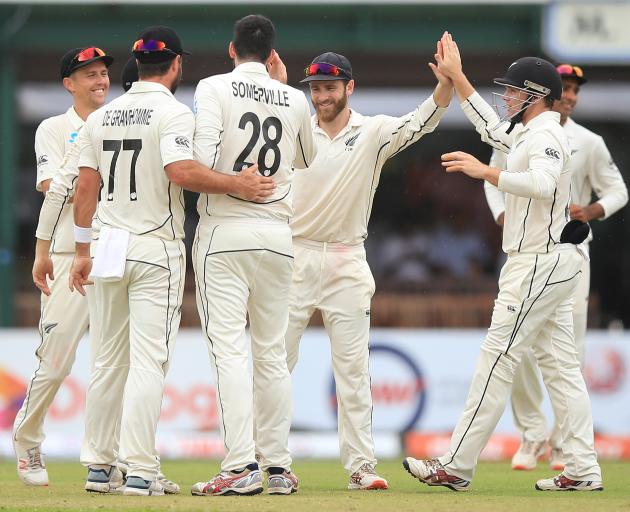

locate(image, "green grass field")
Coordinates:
0 459 628 511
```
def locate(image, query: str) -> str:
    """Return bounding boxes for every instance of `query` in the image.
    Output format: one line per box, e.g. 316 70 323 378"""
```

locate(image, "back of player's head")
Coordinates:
133 25 189 78
122 57 139 92
232 14 275 63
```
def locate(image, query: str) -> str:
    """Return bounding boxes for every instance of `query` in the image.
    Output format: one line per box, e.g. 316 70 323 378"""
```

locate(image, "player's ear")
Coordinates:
62 77 74 94
346 79 355 96
228 42 236 60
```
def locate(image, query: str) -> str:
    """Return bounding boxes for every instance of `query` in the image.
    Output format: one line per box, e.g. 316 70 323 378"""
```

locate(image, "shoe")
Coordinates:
191 463 263 496
549 448 566 471
157 470 180 494
85 465 124 493
511 440 547 470
348 463 389 490
267 468 298 495
17 446 48 486
403 457 470 492
535 474 603 491
123 475 165 496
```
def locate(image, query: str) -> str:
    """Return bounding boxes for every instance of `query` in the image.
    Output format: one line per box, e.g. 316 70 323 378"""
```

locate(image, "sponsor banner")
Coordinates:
405 432 630 461
1 328 629 459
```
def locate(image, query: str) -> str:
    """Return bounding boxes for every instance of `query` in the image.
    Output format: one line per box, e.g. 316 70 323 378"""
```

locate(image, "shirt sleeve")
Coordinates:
498 131 564 200
588 136 628 219
160 105 195 166
36 135 82 241
34 120 64 191
461 91 514 153
293 96 317 169
193 79 223 169
77 122 99 171
377 94 447 160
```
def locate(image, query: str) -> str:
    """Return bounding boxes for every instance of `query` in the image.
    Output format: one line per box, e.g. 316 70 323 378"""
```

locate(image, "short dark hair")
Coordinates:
233 14 275 63
137 58 173 79
543 96 555 108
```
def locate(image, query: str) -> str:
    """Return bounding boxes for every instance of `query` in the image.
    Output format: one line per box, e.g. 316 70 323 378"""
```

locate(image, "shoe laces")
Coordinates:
26 448 44 469
521 440 543 454
357 463 377 476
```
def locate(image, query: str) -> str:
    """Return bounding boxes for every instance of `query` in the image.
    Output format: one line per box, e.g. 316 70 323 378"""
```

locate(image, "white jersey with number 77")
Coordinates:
78 81 194 241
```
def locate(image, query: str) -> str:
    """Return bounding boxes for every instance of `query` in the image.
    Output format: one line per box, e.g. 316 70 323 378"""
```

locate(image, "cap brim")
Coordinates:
559 74 587 85
493 76 520 88
300 75 348 83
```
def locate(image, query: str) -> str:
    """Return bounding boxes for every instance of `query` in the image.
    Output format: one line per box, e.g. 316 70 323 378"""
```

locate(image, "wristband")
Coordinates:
74 225 93 244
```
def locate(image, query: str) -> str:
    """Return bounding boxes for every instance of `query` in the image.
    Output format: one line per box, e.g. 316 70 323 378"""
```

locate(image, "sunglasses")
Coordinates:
556 64 583 78
133 38 175 54
304 62 344 78
75 47 106 62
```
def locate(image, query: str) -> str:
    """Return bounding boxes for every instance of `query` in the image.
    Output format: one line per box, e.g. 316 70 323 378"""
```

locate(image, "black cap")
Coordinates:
494 56 562 101
121 57 139 92
133 26 190 63
60 47 113 80
300 52 352 83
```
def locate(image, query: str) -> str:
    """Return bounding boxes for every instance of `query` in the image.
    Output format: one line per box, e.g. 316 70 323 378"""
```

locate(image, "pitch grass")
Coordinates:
0 459 628 512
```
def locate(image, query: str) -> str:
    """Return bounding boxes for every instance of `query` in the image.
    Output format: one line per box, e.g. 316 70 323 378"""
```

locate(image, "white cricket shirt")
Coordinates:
290 96 446 244
78 81 194 240
34 107 84 253
485 117 628 243
463 92 571 255
193 62 316 221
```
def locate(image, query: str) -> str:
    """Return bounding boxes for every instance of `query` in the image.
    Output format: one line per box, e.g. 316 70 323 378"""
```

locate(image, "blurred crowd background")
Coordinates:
1 0 628 329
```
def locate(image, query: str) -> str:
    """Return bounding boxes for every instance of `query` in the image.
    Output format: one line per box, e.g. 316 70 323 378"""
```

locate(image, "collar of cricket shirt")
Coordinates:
520 110 561 134
67 106 85 130
234 61 268 76
127 80 175 98
312 108 364 138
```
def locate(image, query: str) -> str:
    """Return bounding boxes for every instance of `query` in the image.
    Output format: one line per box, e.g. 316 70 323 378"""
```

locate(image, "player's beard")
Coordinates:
313 91 348 123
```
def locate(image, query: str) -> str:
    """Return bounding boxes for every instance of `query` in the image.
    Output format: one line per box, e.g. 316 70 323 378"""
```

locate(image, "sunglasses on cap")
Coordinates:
556 64 584 78
304 63 345 78
133 38 176 55
75 47 106 62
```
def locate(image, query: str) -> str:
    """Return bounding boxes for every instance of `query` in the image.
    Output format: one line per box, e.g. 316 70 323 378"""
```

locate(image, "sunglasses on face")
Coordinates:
556 64 583 78
304 62 345 78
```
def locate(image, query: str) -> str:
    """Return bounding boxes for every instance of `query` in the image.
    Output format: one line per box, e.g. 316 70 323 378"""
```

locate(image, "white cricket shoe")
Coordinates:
191 463 263 496
549 448 566 471
348 463 389 490
85 464 125 493
535 474 603 491
157 470 180 494
511 440 547 470
267 468 299 495
17 446 48 486
123 475 165 496
403 457 470 492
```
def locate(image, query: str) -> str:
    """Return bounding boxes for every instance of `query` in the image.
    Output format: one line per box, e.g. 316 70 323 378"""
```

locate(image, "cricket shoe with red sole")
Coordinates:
348 463 389 490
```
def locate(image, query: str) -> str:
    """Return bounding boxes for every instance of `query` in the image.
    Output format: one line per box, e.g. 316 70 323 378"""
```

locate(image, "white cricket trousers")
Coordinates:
193 218 293 473
81 236 185 481
438 245 601 482
13 253 96 454
285 238 376 475
510 256 590 448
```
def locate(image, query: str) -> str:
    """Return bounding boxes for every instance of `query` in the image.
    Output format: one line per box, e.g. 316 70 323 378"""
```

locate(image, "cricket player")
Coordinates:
267 47 451 489
190 15 316 496
485 64 628 471
69 26 275 497
13 46 114 487
404 32 602 492
31 55 181 495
